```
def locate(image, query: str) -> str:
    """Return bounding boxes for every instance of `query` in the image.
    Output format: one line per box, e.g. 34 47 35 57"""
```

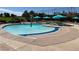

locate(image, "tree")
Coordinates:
29 10 35 27
38 13 46 17
22 10 30 21
0 13 3 17
22 10 29 17
11 14 16 17
29 10 35 16
4 13 10 17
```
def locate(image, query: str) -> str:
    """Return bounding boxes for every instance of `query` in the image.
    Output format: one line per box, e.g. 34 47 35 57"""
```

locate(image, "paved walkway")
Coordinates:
0 24 79 51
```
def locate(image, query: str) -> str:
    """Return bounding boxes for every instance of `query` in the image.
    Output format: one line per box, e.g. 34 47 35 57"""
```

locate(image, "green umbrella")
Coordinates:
33 16 41 22
43 16 50 19
72 16 79 19
52 15 66 19
33 16 41 19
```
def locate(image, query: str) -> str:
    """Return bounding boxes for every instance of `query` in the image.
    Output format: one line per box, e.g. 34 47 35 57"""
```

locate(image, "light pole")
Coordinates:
69 7 76 26
30 15 33 27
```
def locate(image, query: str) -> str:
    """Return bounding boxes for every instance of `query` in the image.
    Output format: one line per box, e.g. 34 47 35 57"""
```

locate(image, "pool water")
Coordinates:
3 24 59 36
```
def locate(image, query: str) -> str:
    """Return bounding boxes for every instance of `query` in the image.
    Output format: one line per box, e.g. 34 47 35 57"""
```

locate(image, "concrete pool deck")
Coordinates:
0 24 79 51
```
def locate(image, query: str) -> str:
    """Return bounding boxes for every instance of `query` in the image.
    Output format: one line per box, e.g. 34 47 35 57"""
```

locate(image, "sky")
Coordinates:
0 7 79 16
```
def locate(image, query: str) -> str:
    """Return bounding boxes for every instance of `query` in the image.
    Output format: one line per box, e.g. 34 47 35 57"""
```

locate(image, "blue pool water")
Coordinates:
3 24 59 36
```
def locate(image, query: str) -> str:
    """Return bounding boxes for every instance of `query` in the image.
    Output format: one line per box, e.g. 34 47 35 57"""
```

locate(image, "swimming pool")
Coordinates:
3 24 59 36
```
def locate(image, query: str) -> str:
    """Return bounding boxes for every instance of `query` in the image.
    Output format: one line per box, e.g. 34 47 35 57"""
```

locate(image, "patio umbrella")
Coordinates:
52 15 66 19
72 16 79 22
33 16 41 22
33 16 41 19
43 16 50 19
72 16 79 19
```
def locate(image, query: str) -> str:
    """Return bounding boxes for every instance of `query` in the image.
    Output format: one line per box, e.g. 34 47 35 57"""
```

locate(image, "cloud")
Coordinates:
0 8 23 16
